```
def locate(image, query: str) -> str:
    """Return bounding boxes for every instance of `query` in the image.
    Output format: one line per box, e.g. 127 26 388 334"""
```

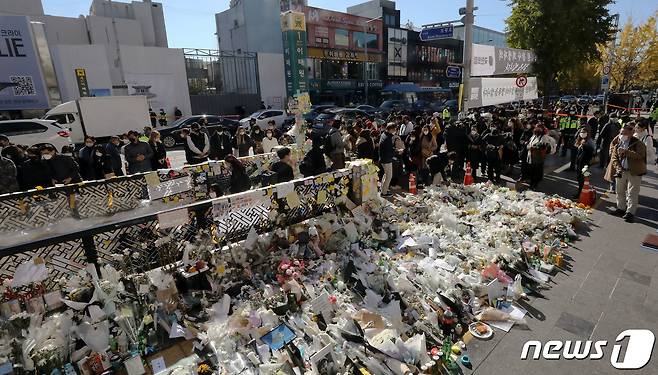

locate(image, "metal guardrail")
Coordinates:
0 160 376 290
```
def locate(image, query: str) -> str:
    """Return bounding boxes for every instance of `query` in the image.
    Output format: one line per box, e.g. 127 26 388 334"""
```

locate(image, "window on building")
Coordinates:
353 32 377 49
384 14 396 27
335 29 349 47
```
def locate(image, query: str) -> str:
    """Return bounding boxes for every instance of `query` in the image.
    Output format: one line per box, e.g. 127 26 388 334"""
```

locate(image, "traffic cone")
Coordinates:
463 162 474 185
409 172 417 194
578 175 596 206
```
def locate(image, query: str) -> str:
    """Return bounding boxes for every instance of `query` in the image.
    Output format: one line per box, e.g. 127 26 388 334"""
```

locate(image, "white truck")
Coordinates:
43 96 150 144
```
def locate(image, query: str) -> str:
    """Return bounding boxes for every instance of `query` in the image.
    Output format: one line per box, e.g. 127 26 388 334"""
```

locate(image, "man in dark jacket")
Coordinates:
483 125 504 182
41 145 82 184
19 147 53 190
186 122 210 164
209 127 233 160
299 139 327 177
105 136 124 176
326 121 346 170
587 111 601 140
124 130 153 174
379 123 396 196
597 113 621 169
270 147 295 183
0 155 19 194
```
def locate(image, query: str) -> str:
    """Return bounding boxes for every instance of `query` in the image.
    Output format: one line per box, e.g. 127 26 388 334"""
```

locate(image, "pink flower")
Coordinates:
328 295 337 304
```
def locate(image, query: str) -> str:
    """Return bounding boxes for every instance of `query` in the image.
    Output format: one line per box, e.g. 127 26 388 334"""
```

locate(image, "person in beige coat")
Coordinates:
605 124 647 222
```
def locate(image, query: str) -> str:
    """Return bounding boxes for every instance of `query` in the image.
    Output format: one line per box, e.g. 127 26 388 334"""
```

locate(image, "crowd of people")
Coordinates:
1 102 656 224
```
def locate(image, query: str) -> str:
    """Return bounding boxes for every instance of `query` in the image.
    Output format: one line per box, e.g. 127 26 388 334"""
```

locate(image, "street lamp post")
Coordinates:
363 16 381 105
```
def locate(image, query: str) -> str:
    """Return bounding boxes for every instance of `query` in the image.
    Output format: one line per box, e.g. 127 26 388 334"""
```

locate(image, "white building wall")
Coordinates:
34 15 89 46
257 53 286 109
50 44 113 102
0 0 44 16
120 45 192 118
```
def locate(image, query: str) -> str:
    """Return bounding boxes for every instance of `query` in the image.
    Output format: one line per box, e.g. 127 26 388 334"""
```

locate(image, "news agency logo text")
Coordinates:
520 329 655 369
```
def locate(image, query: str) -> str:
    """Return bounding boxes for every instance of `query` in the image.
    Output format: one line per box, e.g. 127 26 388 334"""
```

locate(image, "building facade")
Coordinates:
453 25 508 47
0 0 191 119
303 6 384 105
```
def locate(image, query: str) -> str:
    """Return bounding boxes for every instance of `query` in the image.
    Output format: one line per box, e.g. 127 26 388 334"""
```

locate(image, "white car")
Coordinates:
239 109 287 130
0 119 73 151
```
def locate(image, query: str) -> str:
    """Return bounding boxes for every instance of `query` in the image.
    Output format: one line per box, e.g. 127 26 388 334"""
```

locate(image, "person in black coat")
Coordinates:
232 128 254 157
355 129 375 160
104 136 124 176
78 136 98 181
518 121 535 182
575 127 596 198
299 138 327 177
19 147 53 190
483 125 504 182
466 126 484 179
270 147 295 183
444 151 465 183
225 154 251 194
149 130 168 170
597 113 620 169
41 145 82 184
209 127 233 160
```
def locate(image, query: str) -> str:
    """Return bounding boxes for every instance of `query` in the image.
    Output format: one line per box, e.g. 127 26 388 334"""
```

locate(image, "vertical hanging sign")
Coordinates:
75 68 90 97
281 11 308 99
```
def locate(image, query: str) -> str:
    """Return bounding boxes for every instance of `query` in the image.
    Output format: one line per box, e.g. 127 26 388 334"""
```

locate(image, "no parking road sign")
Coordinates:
516 75 528 88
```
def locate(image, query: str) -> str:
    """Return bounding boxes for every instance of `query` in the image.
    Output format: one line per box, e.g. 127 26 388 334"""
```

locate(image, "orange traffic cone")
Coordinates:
409 172 417 194
463 162 474 185
578 175 595 206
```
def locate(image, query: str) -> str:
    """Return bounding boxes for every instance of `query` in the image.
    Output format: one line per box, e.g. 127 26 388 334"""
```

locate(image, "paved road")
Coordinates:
465 155 658 375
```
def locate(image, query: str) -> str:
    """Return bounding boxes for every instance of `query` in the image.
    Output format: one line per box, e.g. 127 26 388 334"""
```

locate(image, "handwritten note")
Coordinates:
147 176 192 200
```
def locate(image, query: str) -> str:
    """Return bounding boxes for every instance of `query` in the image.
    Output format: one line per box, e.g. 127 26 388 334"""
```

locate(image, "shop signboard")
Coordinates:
445 66 461 79
387 28 407 77
471 43 536 76
0 15 49 109
281 11 309 98
307 47 382 63
467 77 538 108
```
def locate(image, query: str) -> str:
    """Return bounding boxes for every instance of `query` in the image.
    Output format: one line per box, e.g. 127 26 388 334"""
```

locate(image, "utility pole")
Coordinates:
461 0 474 114
603 14 619 114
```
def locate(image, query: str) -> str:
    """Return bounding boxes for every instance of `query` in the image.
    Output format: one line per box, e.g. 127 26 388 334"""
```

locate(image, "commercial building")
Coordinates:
453 25 508 47
0 0 191 120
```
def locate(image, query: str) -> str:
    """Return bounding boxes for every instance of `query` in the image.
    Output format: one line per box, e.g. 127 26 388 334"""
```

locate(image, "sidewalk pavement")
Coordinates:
464 155 658 375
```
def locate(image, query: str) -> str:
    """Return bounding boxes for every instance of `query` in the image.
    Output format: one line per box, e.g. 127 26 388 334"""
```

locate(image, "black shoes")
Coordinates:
608 208 625 217
623 212 635 222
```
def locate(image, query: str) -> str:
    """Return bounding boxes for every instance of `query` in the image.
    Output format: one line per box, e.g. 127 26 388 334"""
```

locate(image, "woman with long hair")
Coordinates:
419 125 437 184
225 154 251 194
574 126 595 198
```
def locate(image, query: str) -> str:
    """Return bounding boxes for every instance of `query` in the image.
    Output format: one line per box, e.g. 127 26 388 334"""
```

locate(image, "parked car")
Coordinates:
593 95 605 104
313 112 337 127
239 109 287 130
378 100 409 115
354 104 378 114
577 95 593 105
559 95 577 104
0 119 72 151
159 115 240 148
433 99 458 114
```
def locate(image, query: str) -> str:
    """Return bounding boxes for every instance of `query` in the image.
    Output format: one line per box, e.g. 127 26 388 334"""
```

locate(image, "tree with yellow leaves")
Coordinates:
606 12 658 91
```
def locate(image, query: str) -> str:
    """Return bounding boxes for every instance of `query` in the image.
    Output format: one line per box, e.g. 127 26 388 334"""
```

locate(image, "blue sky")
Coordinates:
42 0 656 48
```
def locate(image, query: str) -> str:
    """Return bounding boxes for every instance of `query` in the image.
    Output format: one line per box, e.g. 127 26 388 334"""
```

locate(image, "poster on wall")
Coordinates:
471 43 536 77
467 77 538 108
387 28 407 77
0 15 49 110
125 73 176 114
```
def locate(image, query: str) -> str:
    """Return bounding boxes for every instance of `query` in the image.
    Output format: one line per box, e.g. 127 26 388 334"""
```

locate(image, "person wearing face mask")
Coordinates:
270 147 295 183
483 124 504 182
0 135 10 153
518 120 536 182
104 136 124 176
124 130 154 174
186 123 210 164
262 128 280 153
526 125 550 189
41 145 81 185
574 127 595 198
405 128 422 176
0 154 19 194
633 120 656 165
209 126 233 160
149 130 168 170
233 127 254 157
466 126 484 179
379 123 396 197
78 136 98 181
605 124 647 222
19 147 53 190
250 125 265 154
419 125 438 185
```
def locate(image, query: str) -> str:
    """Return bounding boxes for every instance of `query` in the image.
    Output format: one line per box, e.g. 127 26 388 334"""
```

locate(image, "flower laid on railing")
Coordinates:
275 259 305 285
